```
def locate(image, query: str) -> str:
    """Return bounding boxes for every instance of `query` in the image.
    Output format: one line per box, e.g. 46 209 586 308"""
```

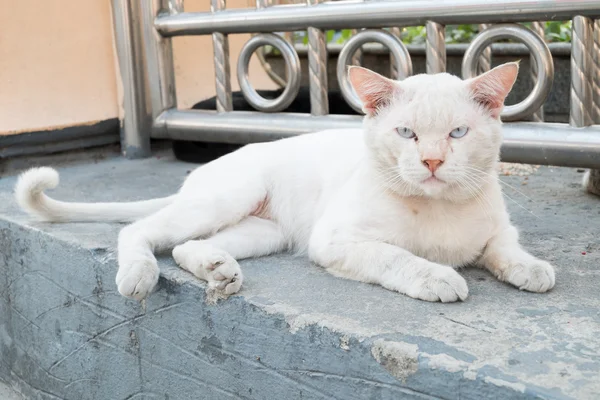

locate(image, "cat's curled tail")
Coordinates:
15 167 175 223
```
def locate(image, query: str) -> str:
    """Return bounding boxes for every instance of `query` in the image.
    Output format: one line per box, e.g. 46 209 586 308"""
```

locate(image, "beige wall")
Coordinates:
0 0 119 135
0 0 277 136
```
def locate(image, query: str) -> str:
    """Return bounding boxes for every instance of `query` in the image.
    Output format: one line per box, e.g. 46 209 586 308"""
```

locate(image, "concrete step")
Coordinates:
1 152 598 399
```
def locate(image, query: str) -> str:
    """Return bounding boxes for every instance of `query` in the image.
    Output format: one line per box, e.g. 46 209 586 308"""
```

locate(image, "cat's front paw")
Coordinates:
406 265 469 303
173 241 243 297
115 259 160 300
504 258 555 293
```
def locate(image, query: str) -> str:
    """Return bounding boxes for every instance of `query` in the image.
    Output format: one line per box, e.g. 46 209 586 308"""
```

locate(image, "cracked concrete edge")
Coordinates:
1 218 567 400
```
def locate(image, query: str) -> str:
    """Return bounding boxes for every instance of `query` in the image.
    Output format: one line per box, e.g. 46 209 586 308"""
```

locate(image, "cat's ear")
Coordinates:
467 62 519 119
348 66 397 116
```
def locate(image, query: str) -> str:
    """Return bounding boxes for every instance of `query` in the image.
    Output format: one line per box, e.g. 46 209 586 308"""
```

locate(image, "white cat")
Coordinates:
14 62 555 303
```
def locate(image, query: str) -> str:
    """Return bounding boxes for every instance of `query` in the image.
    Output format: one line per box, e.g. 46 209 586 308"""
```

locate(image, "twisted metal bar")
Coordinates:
307 0 328 115
253 0 288 88
477 24 492 74
586 20 600 196
390 27 402 78
426 21 446 74
570 16 594 127
168 0 183 13
593 20 600 123
530 21 545 121
350 29 363 66
350 0 366 67
211 0 232 112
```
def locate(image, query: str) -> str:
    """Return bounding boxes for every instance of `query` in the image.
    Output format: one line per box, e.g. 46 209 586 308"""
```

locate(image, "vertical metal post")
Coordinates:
212 0 233 112
140 0 177 135
390 27 402 78
531 21 545 121
593 20 600 124
586 20 600 195
307 0 328 115
110 0 152 158
350 29 363 67
350 0 365 68
254 0 287 88
477 24 492 74
426 22 446 74
168 0 183 13
570 16 594 127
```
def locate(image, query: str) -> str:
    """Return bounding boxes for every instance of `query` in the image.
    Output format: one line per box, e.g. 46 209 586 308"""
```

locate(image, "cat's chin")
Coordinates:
414 176 453 199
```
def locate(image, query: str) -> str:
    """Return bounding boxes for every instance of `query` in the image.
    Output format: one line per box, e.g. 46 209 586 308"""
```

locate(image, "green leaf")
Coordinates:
326 30 335 43
341 29 353 40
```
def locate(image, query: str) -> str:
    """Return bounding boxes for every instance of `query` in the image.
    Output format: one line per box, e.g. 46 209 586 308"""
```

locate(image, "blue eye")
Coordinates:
449 126 469 138
397 127 416 139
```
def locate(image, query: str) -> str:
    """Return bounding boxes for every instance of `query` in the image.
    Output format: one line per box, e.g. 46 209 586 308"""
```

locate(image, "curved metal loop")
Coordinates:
251 0 288 89
462 23 554 121
337 30 413 114
237 33 301 112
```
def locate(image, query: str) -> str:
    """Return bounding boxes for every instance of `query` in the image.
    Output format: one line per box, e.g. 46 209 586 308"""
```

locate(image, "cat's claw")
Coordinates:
115 260 160 300
172 241 243 296
407 266 469 303
504 259 555 293
205 257 243 295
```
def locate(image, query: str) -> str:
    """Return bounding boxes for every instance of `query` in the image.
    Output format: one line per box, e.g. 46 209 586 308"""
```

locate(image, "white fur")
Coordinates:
14 63 555 302
15 167 175 222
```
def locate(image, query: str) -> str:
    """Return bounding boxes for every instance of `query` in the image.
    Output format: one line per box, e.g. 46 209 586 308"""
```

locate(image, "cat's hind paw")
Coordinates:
504 259 555 293
173 241 243 299
116 259 160 300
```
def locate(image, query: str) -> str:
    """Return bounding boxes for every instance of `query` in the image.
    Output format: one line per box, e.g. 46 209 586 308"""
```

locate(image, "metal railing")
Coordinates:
112 0 600 169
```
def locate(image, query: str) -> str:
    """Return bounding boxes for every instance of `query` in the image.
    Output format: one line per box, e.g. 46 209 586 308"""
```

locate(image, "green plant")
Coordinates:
543 20 572 42
290 21 573 46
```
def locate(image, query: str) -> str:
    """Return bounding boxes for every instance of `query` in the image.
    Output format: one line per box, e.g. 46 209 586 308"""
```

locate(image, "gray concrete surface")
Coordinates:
0 151 599 399
0 381 25 399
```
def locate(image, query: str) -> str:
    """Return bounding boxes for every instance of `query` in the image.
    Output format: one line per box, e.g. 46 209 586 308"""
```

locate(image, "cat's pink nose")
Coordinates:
422 159 443 173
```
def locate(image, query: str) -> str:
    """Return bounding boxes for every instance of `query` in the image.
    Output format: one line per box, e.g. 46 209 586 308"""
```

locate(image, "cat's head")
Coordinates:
349 62 518 201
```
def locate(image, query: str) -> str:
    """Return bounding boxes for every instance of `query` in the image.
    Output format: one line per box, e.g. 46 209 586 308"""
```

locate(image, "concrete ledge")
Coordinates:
1 153 599 399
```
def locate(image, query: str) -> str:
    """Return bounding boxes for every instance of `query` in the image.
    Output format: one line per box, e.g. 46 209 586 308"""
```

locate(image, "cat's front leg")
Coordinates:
309 230 468 302
479 225 555 292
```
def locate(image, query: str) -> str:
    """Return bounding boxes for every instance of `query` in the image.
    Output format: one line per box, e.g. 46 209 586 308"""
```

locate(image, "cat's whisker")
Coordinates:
459 168 540 219
373 175 408 197
461 173 497 216
462 165 536 203
374 168 421 197
455 176 494 222
502 192 541 220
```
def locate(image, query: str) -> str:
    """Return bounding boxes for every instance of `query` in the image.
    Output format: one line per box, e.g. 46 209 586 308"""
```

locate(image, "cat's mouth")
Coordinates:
422 175 445 184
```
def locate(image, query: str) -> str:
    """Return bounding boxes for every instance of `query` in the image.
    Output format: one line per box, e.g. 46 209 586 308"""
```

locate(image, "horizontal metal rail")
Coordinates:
152 109 359 142
152 110 600 169
155 0 600 36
